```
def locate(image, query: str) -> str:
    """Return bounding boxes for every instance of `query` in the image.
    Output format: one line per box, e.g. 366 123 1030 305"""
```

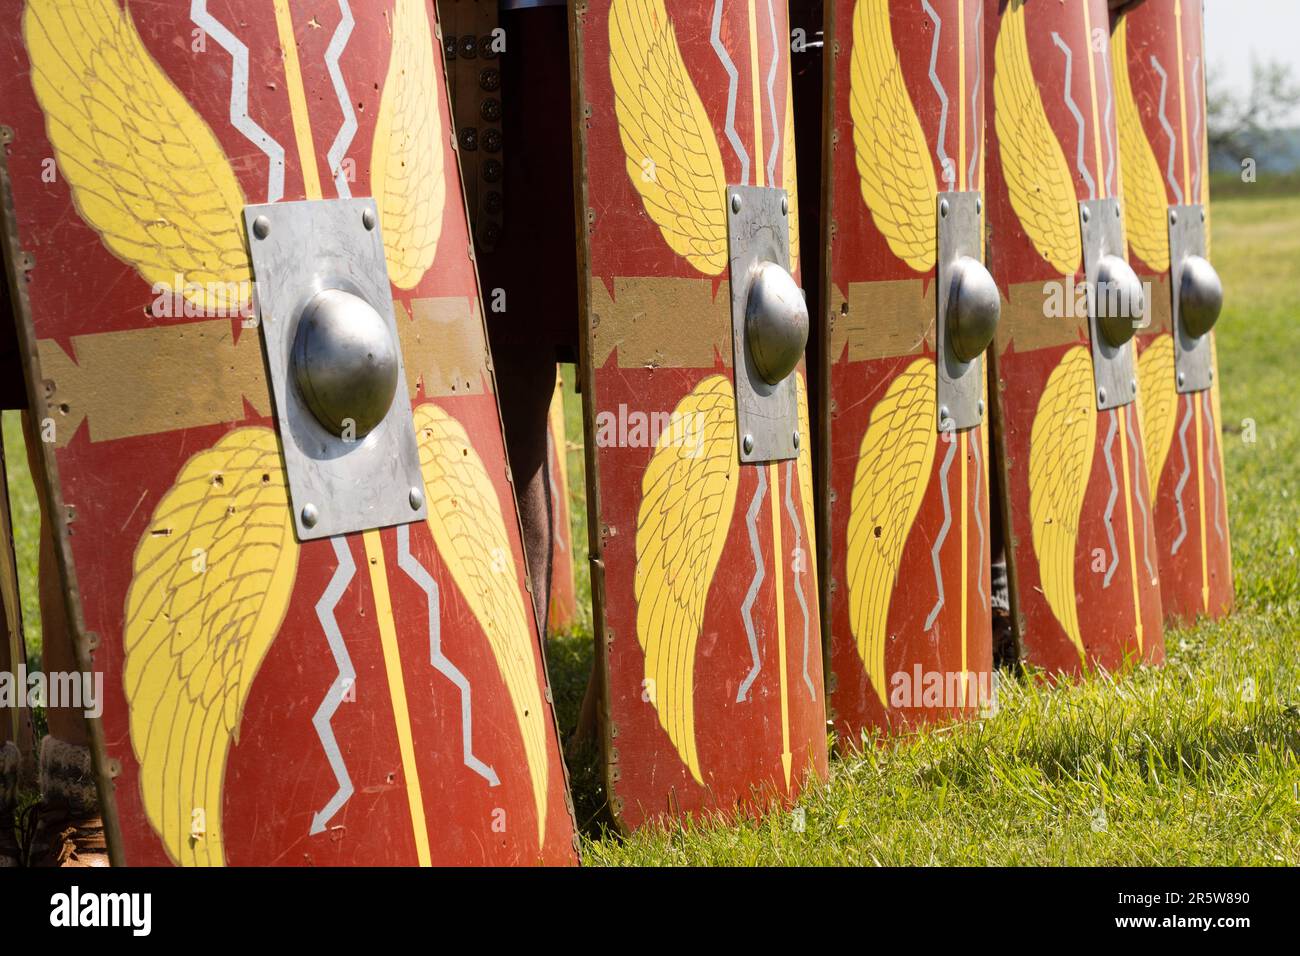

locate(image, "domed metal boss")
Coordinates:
1094 254 1145 347
945 256 1000 362
291 288 399 438
745 260 809 386
1179 254 1223 338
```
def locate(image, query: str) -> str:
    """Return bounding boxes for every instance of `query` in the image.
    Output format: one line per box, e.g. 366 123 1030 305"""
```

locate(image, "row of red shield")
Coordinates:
0 0 1229 865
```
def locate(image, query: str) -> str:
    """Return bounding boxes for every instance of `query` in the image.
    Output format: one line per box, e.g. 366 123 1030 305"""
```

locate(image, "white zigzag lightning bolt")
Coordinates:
968 0 984 188
1151 55 1185 203
784 460 815 701
191 0 285 202
737 465 767 702
1126 404 1157 584
712 0 749 184
925 432 958 631
395 524 499 786
1100 43 1116 196
325 0 357 198
310 536 358 835
1052 32 1096 200
1101 410 1121 588
1203 390 1224 539
921 0 955 186
1171 397 1193 555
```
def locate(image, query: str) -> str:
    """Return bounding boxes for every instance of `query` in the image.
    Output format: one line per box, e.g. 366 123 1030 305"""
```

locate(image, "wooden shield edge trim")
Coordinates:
0 143 127 865
566 1 629 835
815 0 838 686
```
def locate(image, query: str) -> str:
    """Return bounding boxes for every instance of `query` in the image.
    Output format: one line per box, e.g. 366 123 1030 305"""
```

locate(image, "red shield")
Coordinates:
0 0 575 865
823 0 995 739
570 0 828 829
1113 0 1232 622
984 0 1165 673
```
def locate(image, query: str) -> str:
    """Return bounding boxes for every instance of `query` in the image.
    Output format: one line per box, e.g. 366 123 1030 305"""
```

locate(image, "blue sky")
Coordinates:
1205 0 1300 125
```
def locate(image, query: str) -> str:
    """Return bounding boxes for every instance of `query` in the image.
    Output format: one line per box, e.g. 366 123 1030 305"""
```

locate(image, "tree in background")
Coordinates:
1208 58 1300 168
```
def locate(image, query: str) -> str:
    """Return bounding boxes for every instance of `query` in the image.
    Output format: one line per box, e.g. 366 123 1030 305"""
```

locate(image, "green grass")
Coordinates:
3 197 1296 865
549 195 1300 865
2 412 42 670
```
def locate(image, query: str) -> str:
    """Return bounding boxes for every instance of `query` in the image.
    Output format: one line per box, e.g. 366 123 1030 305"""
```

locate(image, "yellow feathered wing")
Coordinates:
23 0 248 314
413 404 550 846
372 0 445 289
993 0 1081 276
609 0 729 275
846 358 938 707
634 376 741 783
1136 336 1177 500
849 0 938 272
1028 346 1097 660
1113 17 1170 272
123 428 298 867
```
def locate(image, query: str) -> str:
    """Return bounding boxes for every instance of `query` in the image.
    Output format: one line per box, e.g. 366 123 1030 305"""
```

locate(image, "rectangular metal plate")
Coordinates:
243 198 426 540
936 191 985 431
1081 198 1138 410
727 184 799 463
1170 203 1213 394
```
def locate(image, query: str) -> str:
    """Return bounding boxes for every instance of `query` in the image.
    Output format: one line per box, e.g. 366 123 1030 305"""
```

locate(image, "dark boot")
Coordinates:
0 740 18 867
30 736 108 867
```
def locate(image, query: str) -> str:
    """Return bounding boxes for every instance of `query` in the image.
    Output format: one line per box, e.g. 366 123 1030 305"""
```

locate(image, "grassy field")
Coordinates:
3 191 1297 865
548 191 1300 865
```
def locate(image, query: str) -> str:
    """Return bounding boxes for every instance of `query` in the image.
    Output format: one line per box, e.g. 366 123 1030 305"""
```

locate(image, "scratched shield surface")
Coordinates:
1113 0 1232 623
0 0 575 865
823 0 994 741
571 0 827 829
983 0 1164 674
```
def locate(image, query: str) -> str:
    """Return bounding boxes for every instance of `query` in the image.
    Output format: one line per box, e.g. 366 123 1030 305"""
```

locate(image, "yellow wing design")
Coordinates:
846 358 937 707
1113 17 1170 272
123 428 298 867
849 0 938 273
372 0 446 289
993 0 1082 276
23 0 248 314
413 403 550 846
1028 346 1096 660
1136 335 1176 500
609 0 729 275
784 65 800 275
634 375 741 783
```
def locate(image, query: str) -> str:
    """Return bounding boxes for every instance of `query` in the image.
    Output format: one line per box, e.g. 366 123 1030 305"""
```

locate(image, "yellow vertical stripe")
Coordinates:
1116 409 1144 652
748 0 764 186
363 531 433 866
272 0 323 200
958 0 967 191
769 464 791 787
1080 0 1106 198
